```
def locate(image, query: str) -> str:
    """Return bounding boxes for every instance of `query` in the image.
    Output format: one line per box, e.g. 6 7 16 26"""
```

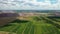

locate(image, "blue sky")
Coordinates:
0 0 60 10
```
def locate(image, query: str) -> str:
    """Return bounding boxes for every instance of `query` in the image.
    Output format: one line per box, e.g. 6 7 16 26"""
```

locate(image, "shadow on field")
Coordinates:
47 16 60 22
45 16 60 29
0 19 29 28
32 16 60 29
0 24 13 28
46 20 60 29
10 19 30 23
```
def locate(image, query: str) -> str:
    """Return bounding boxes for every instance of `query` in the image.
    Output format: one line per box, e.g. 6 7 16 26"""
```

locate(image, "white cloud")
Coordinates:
0 0 60 10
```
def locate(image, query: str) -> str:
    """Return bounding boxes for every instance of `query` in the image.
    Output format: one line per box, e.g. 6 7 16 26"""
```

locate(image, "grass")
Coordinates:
0 16 60 34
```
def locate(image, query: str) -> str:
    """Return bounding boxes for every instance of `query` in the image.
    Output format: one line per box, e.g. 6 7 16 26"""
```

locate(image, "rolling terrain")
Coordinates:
0 16 60 34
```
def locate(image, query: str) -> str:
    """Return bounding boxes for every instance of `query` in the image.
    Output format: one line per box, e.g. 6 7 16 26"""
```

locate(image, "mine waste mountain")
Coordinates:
0 10 19 26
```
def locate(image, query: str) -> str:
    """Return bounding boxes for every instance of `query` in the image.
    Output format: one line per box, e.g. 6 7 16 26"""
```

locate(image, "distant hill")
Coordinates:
0 10 60 13
15 10 60 13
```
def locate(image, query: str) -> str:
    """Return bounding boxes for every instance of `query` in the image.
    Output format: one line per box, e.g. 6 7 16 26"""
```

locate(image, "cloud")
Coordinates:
0 0 60 10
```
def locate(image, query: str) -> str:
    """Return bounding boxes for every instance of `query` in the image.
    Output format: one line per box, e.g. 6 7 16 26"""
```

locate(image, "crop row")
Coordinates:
0 16 60 34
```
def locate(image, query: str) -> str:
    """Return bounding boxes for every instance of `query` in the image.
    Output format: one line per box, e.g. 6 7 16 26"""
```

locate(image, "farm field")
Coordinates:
0 16 60 34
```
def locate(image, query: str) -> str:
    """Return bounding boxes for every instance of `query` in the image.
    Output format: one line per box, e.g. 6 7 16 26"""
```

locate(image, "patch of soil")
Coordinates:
0 31 16 34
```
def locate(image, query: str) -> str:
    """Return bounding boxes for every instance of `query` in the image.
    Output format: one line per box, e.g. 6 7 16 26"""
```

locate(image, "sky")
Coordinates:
0 0 60 10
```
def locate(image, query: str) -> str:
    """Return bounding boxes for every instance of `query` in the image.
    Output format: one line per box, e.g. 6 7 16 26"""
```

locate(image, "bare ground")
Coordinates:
0 17 17 26
0 31 16 34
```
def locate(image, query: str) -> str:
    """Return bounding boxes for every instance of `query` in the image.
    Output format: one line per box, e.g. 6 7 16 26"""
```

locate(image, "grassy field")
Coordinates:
0 16 60 34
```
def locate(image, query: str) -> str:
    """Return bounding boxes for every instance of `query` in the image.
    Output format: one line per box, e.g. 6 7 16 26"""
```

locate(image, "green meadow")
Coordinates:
0 16 60 34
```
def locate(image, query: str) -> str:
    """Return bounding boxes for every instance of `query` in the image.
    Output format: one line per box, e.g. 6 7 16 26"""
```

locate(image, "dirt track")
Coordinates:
0 31 16 34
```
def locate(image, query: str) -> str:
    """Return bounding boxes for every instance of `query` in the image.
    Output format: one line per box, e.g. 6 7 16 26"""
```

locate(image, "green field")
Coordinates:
0 16 60 34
